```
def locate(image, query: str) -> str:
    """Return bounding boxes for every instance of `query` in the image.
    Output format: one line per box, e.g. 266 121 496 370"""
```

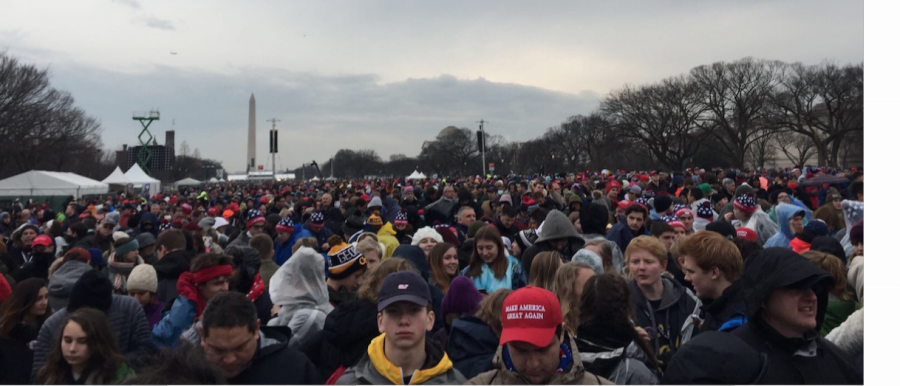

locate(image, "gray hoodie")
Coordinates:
521 210 586 273
47 260 93 312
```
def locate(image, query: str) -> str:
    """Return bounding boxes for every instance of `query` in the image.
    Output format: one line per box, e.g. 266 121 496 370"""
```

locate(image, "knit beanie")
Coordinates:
276 217 295 234
115 239 139 256
67 270 113 312
136 233 156 249
367 214 384 227
696 201 715 220
849 220 863 245
367 196 383 209
309 211 325 225
706 221 737 240
327 235 367 280
66 248 92 263
393 210 408 227
653 194 673 214
411 227 443 247
127 264 158 293
572 248 604 274
434 225 460 248
733 194 758 213
88 248 106 268
440 276 483 321
246 209 265 228
112 231 130 242
810 236 848 266
198 217 216 231
466 221 487 239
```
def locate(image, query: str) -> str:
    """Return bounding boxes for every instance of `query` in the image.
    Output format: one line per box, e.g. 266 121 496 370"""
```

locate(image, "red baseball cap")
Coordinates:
500 286 563 348
32 235 53 247
736 227 758 243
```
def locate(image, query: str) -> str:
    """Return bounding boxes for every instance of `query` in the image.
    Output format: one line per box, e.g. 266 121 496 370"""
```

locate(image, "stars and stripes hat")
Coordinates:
673 204 687 213
246 209 266 228
393 210 408 227
159 222 172 232
696 201 715 220
660 215 679 223
310 211 325 225
675 207 693 219
276 217 294 234
733 194 758 213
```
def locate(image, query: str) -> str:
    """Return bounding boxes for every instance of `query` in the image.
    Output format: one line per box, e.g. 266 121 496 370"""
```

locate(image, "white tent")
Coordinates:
175 178 202 186
0 170 109 198
325 176 338 181
123 163 161 196
209 177 219 183
310 176 321 181
406 170 427 180
101 167 130 186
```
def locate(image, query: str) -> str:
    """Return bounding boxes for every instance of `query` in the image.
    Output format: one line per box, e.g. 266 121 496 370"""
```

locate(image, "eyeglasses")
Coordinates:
250 224 264 230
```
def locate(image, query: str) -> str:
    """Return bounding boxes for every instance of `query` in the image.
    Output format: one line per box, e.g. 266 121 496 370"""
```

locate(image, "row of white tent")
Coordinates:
0 164 163 199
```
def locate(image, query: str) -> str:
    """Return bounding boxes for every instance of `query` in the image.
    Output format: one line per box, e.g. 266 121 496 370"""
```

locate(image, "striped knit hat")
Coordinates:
246 209 265 227
276 217 294 234
309 211 325 225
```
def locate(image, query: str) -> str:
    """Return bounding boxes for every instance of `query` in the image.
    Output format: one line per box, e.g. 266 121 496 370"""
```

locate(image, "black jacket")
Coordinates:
732 320 862 385
445 314 498 379
698 282 747 333
663 331 768 385
628 276 700 371
226 327 322 385
300 299 380 380
3 248 54 282
152 249 193 305
730 247 862 384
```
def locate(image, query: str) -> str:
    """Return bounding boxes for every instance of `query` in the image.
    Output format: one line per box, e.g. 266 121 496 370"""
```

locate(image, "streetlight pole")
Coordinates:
477 120 488 177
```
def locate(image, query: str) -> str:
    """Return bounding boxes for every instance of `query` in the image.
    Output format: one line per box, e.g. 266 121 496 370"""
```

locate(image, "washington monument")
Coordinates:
247 94 256 173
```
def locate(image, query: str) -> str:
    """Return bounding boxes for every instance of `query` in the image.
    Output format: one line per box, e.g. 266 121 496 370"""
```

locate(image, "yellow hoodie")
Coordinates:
365 333 458 385
377 223 400 258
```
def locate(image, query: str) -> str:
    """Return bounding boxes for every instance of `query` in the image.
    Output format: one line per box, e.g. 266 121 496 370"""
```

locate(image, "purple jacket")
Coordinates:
144 300 164 331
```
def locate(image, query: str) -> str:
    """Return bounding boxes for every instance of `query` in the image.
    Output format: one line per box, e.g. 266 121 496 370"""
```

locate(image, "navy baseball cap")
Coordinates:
378 271 432 312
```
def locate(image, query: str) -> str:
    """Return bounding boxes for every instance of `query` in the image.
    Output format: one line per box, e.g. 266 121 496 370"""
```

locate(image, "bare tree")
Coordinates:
774 131 817 167
691 58 780 168
769 61 863 167
604 76 710 170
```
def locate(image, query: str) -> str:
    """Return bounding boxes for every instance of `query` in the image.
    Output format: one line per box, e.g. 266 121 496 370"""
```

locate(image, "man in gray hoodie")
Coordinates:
520 210 585 274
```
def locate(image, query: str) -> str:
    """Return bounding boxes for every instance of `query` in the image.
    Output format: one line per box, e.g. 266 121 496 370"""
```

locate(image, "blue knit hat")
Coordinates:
88 248 106 268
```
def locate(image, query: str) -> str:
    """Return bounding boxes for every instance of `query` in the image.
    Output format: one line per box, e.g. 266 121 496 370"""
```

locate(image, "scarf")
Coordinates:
177 265 234 318
246 273 265 302
107 254 142 293
503 340 573 375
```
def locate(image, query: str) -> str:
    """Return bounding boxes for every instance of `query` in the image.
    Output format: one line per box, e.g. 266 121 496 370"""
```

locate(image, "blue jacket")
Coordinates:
607 223 649 253
446 314 499 379
459 255 527 294
764 203 806 248
151 295 196 348
303 223 334 250
275 225 312 266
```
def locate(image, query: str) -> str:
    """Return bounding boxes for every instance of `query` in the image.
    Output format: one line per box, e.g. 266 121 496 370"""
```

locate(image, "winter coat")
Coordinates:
138 211 160 237
820 295 860 337
826 308 863 373
337 333 467 385
733 319 862 385
733 247 862 384
144 300 164 331
662 331 769 385
304 223 335 250
227 230 252 249
151 294 196 348
606 223 648 259
764 203 807 248
273 232 301 267
300 299 381 380
698 282 748 333
267 247 335 349
32 295 152 378
576 331 658 385
446 315 499 379
848 255 863 305
0 321 43 384
3 248 54 283
226 327 323 385
377 223 401 258
47 260 93 312
465 334 613 385
840 200 864 257
520 210 585 274
152 249 193 305
460 255 527 294
628 276 700 371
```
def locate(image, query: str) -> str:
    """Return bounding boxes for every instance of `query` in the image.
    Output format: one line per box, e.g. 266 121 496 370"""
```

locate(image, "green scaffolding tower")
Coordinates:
132 110 160 174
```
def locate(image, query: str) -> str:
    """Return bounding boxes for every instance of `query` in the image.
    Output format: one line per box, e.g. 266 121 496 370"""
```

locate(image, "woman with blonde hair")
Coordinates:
551 261 595 336
528 251 563 289
804 250 860 336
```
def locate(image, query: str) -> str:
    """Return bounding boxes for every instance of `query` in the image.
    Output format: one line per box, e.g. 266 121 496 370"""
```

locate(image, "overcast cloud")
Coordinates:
0 0 862 172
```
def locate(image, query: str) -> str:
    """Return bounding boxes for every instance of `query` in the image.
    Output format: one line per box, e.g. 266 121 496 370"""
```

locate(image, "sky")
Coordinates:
0 0 863 173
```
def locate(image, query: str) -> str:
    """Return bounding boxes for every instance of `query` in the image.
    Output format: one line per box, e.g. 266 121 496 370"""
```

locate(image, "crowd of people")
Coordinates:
0 166 864 384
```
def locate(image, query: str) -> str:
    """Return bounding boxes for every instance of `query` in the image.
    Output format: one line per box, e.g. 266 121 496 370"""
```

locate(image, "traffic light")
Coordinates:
477 131 484 153
269 130 278 153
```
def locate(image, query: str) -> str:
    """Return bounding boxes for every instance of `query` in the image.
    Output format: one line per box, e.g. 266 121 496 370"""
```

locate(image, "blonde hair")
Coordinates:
584 239 615 274
625 236 667 265
804 251 851 301
292 237 320 253
356 259 418 304
356 238 383 259
552 262 594 335
474 288 514 337
529 251 563 290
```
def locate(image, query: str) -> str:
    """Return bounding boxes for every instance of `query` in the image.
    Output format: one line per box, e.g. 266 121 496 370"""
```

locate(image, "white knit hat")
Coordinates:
127 264 158 293
112 231 130 242
411 226 444 247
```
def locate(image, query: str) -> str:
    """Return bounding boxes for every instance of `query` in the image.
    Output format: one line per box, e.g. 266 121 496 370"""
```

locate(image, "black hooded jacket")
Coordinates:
698 282 747 333
300 299 380 380
580 202 610 236
663 331 769 384
152 249 193 305
731 248 862 384
226 327 322 385
445 314 499 379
